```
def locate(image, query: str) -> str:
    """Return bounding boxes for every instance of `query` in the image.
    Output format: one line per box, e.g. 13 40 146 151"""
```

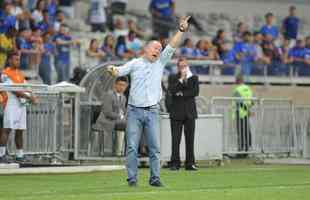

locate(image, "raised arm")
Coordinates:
169 16 191 48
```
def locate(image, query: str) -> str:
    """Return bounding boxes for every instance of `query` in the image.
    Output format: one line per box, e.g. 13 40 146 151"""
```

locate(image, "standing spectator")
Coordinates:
305 36 310 64
31 0 45 27
0 2 17 34
53 23 79 82
220 41 238 75
16 27 40 70
37 9 52 33
0 27 17 69
0 52 38 163
115 35 134 60
179 38 195 58
168 57 199 171
282 6 299 42
234 31 257 76
149 0 176 38
45 0 58 22
93 76 128 156
86 38 105 67
39 32 54 84
260 12 279 40
252 31 268 75
89 0 108 33
101 34 117 61
53 10 65 32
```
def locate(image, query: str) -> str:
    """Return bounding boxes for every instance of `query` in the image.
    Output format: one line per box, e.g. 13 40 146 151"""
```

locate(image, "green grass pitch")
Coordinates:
1 163 310 200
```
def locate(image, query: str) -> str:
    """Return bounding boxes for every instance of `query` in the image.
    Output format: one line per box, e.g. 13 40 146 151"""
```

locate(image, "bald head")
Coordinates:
144 40 162 62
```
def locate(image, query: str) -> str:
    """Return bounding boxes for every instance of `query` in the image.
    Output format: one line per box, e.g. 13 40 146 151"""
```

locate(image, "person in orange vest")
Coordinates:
0 52 38 163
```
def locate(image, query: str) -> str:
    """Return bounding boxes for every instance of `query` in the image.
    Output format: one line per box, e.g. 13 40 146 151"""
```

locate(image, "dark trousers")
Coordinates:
236 114 252 152
170 118 195 167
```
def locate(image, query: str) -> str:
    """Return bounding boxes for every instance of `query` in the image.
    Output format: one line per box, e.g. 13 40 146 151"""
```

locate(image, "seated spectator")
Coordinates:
305 36 310 65
39 32 54 85
234 31 257 76
93 76 129 156
288 39 309 76
115 35 134 60
113 17 129 39
127 19 148 39
53 10 65 32
0 27 17 69
260 12 279 41
282 6 299 41
219 41 238 75
16 27 40 70
149 0 176 38
127 31 143 55
53 24 80 82
0 2 17 34
101 34 117 61
252 31 269 75
179 38 195 58
212 29 227 56
31 0 45 27
89 0 108 33
86 38 106 67
234 22 248 43
193 39 217 60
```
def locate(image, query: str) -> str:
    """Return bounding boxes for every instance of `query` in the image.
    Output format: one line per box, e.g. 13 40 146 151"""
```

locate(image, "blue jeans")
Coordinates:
126 104 160 183
55 60 70 82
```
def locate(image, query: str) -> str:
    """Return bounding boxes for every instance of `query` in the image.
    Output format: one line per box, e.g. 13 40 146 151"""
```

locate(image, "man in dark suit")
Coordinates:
93 76 128 156
168 57 199 170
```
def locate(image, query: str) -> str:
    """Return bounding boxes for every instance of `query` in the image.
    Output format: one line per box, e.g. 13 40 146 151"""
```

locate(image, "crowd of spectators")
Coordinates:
1 0 310 87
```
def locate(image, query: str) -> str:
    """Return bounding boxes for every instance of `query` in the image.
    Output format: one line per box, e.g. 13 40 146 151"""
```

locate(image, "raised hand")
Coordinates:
179 16 191 32
106 65 118 77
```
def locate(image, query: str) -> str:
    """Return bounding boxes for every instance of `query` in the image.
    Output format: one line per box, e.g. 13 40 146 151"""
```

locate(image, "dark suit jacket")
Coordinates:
93 90 127 133
168 73 199 120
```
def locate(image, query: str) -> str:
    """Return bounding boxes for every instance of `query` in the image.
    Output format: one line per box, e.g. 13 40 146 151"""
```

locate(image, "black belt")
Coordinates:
129 104 158 110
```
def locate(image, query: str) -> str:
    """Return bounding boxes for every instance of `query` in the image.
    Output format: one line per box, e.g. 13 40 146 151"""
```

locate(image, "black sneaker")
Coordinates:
149 179 164 187
185 165 198 171
128 180 137 187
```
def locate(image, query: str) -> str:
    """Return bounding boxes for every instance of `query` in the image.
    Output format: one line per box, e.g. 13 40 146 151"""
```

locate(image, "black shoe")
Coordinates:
185 165 198 171
169 165 180 171
128 181 137 187
149 179 164 187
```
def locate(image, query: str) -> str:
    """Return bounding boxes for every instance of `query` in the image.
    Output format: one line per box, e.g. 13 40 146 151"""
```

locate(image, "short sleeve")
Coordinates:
159 44 176 66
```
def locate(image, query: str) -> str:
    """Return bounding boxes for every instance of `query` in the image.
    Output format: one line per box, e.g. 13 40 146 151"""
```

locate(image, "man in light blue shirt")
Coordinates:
108 16 191 187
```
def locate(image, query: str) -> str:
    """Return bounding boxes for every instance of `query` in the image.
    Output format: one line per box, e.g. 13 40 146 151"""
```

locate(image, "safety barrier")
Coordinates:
210 97 299 155
0 84 84 162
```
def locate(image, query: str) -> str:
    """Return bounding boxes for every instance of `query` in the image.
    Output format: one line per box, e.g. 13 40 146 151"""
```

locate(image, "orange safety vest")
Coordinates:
1 67 26 107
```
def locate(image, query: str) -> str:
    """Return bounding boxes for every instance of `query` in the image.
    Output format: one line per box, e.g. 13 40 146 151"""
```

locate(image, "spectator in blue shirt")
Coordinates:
288 39 308 76
179 38 195 58
37 10 52 33
45 0 58 22
39 32 54 85
54 24 80 82
282 6 299 40
0 3 17 34
260 12 279 40
220 42 238 75
115 35 134 60
149 0 176 38
16 28 39 69
234 31 257 76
